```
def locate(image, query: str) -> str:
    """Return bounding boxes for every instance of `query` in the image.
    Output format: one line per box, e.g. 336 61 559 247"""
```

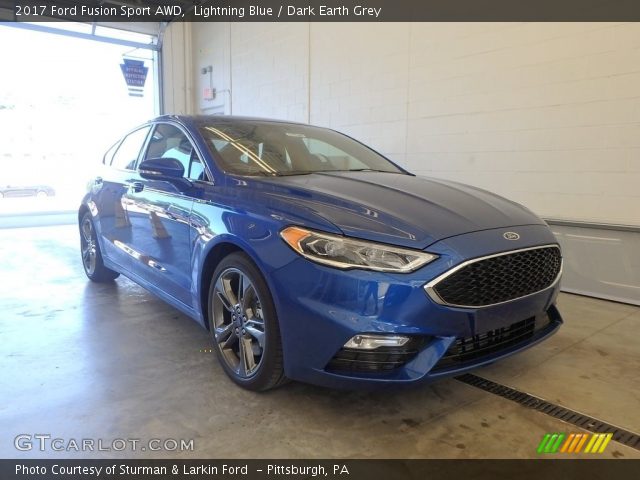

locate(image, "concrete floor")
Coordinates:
0 224 638 459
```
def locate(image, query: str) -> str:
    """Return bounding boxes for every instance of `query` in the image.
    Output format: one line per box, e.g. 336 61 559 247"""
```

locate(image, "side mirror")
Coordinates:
139 157 184 181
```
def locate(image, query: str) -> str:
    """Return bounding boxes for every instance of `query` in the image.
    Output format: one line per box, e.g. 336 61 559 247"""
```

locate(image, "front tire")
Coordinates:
79 212 120 282
208 252 286 391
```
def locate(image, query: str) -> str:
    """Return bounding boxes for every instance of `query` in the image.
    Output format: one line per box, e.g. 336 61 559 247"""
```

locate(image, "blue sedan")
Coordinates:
79 115 563 391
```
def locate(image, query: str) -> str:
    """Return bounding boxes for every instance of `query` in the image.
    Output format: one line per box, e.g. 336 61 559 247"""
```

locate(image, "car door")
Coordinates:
122 122 204 307
8 185 30 197
93 125 151 272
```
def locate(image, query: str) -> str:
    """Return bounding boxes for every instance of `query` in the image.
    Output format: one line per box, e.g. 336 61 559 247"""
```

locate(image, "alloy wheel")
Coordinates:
80 217 97 275
212 268 266 378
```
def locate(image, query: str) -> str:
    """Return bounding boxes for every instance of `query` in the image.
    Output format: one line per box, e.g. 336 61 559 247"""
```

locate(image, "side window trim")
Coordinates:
103 140 121 165
135 123 157 171
110 125 152 172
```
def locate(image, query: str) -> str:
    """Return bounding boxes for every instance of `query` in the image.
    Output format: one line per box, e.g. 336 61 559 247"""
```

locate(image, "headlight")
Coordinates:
280 226 438 273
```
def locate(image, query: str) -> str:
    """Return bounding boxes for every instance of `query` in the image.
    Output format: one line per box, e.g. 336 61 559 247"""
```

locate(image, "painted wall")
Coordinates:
163 22 640 227
161 22 193 115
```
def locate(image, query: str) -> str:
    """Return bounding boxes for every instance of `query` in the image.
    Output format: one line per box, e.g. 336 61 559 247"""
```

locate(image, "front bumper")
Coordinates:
268 224 563 389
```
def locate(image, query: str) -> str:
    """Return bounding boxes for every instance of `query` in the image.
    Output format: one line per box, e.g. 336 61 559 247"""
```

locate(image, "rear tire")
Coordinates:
208 252 287 391
79 212 120 282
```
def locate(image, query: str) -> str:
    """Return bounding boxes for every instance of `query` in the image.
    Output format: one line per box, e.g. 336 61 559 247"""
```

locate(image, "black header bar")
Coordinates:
3 0 640 22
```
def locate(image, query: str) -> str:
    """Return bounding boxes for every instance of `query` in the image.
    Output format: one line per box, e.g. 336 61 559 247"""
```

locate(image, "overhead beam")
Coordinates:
0 21 160 50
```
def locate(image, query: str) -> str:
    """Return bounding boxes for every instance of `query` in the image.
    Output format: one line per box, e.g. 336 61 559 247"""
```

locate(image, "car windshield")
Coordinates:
198 120 405 176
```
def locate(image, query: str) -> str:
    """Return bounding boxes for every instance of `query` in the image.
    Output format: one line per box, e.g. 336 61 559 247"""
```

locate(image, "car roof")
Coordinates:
151 114 312 128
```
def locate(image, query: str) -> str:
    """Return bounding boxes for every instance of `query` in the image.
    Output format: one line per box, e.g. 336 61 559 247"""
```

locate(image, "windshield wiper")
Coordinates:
301 168 406 174
274 171 316 176
235 171 278 177
248 169 406 177
340 169 405 174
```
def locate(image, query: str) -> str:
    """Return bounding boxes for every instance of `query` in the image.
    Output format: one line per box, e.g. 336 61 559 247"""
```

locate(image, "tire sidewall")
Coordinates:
80 212 118 282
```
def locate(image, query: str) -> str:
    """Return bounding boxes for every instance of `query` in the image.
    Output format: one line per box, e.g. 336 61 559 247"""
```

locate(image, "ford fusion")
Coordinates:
79 115 563 391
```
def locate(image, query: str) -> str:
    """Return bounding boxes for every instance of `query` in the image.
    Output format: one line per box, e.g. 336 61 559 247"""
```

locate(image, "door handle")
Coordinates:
128 182 144 193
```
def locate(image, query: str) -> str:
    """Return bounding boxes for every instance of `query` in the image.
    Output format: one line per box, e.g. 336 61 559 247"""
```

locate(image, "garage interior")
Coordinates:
0 17 639 459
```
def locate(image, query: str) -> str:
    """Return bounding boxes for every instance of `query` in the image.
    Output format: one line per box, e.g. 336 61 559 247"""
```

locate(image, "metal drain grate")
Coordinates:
455 373 640 451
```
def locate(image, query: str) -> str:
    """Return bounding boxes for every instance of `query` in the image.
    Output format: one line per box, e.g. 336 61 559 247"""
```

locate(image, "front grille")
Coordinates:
327 338 425 374
430 246 561 307
432 314 554 372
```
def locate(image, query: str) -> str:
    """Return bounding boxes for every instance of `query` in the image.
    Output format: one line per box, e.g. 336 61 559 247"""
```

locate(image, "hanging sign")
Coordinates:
120 59 148 97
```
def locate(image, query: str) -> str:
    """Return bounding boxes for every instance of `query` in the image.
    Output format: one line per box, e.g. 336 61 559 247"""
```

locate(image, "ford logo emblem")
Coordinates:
503 232 520 240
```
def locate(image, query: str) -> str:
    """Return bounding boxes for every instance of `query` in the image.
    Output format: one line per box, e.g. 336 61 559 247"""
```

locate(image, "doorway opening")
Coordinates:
0 24 159 224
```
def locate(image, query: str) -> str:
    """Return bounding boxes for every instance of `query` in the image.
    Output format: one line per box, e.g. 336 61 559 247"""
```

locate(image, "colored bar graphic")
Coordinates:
537 434 552 454
590 434 606 453
537 432 612 454
584 433 614 453
574 433 589 453
598 433 613 453
560 433 575 453
551 433 565 453
545 434 559 453
584 433 599 453
568 433 583 453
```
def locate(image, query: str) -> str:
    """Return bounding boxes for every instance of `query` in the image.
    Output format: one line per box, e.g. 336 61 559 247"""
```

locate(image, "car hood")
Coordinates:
242 172 545 249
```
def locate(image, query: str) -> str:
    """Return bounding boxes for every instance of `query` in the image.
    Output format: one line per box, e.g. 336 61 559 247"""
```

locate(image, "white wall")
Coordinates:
162 22 193 114
190 22 309 120
163 22 640 226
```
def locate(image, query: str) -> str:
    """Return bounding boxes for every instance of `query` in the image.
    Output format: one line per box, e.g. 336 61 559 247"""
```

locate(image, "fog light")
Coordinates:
344 334 410 350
